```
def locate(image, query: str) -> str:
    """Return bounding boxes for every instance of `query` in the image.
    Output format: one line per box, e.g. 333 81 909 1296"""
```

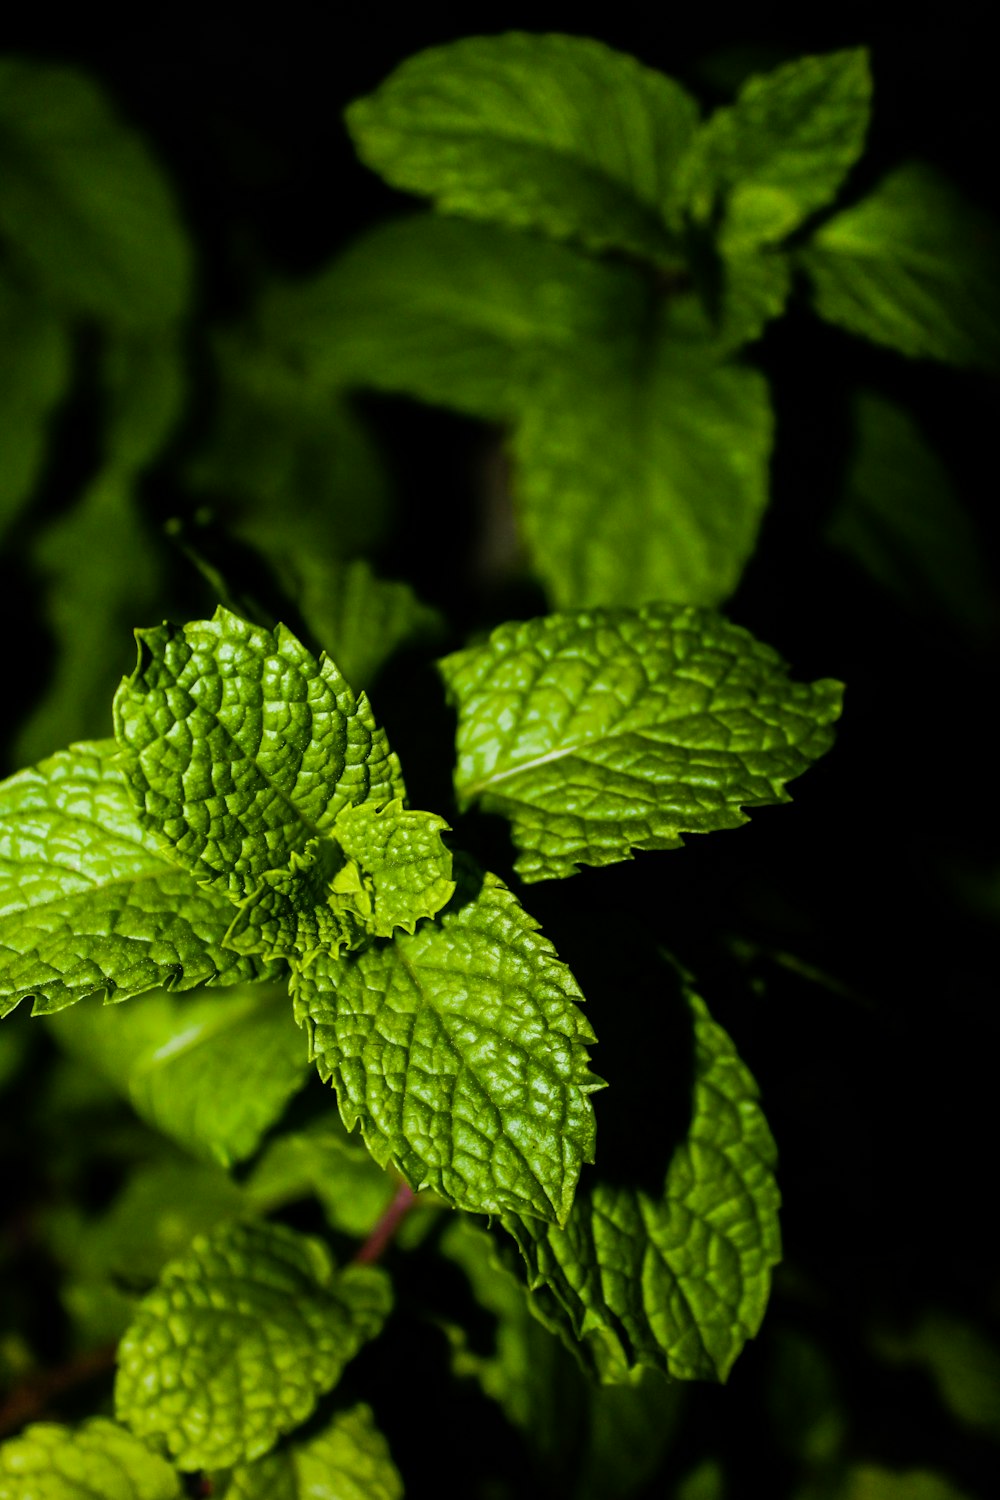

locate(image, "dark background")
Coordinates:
2 9 998 1496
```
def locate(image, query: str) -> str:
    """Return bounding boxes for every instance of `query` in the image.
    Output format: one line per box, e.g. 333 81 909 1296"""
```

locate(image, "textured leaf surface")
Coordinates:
294 868 601 1221
441 606 842 882
49 982 308 1164
681 49 871 252
0 58 190 327
115 1220 391 1470
259 214 645 421
0 276 71 538
799 164 1000 370
0 1418 181 1500
503 984 781 1382
113 608 403 899
347 33 698 265
509 312 774 609
333 799 455 937
226 803 454 962
216 1405 403 1500
0 741 270 1018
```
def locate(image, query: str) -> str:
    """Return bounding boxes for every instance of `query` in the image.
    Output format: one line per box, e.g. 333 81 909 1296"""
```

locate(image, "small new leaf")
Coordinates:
503 983 781 1382
346 32 698 266
0 741 272 1018
441 606 842 881
112 607 404 899
114 1220 391 1471
225 838 371 964
293 867 601 1222
333 799 455 938
798 162 1000 371
0 1418 182 1500
680 49 871 252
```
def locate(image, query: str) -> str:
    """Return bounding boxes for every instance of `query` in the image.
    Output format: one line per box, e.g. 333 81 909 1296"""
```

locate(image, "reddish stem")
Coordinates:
0 1341 117 1438
352 1182 416 1265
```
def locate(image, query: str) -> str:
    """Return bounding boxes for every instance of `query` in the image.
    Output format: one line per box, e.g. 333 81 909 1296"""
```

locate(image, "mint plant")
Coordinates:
1 30 997 1500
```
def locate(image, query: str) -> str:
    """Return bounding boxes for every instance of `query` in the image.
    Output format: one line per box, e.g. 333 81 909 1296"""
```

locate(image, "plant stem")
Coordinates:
0 1341 117 1438
352 1182 416 1265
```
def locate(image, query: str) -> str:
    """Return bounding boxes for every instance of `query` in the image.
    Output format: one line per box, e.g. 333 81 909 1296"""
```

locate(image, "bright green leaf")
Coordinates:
828 390 994 634
293 867 601 1222
798 163 1000 370
0 741 272 1018
0 1418 181 1500
441 605 842 882
115 1220 391 1471
346 33 698 266
48 980 308 1164
112 608 404 900
215 1404 403 1500
0 59 191 328
333 799 455 937
0 275 71 540
225 838 372 965
503 983 781 1382
258 214 646 421
681 49 871 252
226 803 454 963
509 313 774 609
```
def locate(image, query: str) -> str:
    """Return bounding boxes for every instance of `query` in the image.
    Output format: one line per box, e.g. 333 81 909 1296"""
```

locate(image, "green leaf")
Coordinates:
225 838 373 965
215 1404 404 1500
662 248 792 356
828 390 994 634
503 982 781 1382
258 214 646 421
872 1310 1000 1442
0 275 71 540
113 608 404 900
814 1468 978 1500
48 980 308 1164
346 33 698 266
441 605 842 882
680 49 871 252
0 741 272 1018
293 867 601 1222
441 1218 680 1497
0 1418 182 1500
244 1116 398 1237
332 799 455 938
12 472 167 767
509 311 774 609
0 58 191 328
186 329 391 561
53 1158 245 1286
798 163 1000 370
115 1220 391 1470
280 557 444 692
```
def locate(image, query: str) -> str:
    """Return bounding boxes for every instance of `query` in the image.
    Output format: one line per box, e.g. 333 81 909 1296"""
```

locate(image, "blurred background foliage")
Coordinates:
1 8 997 1498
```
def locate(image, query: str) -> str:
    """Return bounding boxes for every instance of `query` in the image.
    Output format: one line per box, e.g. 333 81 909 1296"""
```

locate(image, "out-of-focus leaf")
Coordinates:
0 275 71 540
49 981 307 1165
872 1310 1000 1442
828 390 994 634
244 1115 398 1237
0 1418 182 1500
0 58 191 328
799 163 1000 370
346 32 698 266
